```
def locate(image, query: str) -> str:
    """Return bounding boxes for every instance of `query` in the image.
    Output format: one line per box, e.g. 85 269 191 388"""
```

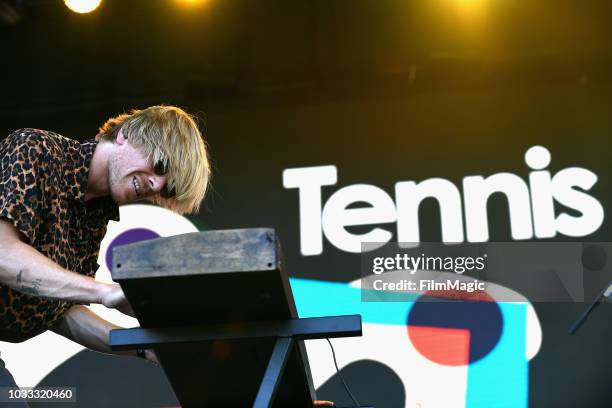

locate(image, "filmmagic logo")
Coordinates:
371 278 486 294
283 146 604 255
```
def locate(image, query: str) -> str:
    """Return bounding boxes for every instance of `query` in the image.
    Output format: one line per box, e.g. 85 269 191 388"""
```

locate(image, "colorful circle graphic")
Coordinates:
407 291 503 366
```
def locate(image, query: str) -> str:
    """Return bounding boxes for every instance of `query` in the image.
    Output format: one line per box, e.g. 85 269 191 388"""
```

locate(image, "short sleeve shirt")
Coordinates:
0 129 119 342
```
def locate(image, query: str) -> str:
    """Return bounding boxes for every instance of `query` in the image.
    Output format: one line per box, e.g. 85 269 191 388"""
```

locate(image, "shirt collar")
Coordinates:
70 139 120 222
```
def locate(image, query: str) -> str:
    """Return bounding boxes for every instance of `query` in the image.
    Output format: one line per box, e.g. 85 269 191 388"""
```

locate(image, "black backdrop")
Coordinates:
2 0 612 406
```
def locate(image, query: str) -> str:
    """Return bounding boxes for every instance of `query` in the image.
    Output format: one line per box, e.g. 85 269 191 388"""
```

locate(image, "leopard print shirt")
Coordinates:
0 128 119 342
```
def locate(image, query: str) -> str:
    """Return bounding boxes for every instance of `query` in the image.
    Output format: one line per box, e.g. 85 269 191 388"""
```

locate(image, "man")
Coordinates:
0 105 210 401
0 106 334 407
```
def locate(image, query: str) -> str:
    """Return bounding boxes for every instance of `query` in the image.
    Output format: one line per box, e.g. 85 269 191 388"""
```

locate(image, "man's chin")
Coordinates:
110 191 133 205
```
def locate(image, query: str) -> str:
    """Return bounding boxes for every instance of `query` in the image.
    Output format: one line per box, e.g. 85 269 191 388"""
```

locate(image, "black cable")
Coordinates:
325 338 361 408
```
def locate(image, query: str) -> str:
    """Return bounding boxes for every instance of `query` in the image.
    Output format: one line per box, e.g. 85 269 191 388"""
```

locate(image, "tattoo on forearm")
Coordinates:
16 270 42 296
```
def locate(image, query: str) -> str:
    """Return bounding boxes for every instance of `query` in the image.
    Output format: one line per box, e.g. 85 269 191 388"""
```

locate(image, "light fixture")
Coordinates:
64 0 102 14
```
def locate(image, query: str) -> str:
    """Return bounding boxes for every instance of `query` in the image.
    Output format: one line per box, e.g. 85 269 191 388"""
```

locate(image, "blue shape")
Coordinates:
466 302 528 408
290 278 416 325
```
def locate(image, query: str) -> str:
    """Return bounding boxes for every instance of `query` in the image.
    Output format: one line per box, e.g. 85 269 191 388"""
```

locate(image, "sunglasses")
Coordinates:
154 160 176 198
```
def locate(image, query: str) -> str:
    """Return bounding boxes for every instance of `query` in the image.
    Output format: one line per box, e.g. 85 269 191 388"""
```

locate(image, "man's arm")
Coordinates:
0 219 133 315
51 305 158 363
51 305 122 354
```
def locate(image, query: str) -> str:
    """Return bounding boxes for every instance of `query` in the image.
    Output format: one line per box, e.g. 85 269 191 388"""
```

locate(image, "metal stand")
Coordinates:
253 336 294 408
110 315 362 408
569 281 612 334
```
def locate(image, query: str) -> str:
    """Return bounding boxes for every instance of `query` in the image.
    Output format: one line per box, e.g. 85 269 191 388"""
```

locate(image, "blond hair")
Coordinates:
98 105 210 214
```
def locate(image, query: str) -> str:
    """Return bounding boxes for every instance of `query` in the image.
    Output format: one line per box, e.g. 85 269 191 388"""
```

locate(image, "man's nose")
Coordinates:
148 174 167 193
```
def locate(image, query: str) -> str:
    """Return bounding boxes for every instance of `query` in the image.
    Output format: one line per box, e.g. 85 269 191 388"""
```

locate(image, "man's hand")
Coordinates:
313 401 335 407
101 284 135 317
143 349 160 366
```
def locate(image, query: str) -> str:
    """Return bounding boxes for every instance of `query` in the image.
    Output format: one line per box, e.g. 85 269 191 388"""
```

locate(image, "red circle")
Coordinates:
407 289 499 366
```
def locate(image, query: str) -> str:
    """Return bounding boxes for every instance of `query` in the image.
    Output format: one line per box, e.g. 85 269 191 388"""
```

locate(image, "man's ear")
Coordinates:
116 128 128 145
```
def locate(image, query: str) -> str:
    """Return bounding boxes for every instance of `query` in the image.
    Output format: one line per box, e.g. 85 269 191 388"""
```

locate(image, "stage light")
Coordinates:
454 0 486 7
452 0 487 15
174 0 209 6
64 0 102 14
